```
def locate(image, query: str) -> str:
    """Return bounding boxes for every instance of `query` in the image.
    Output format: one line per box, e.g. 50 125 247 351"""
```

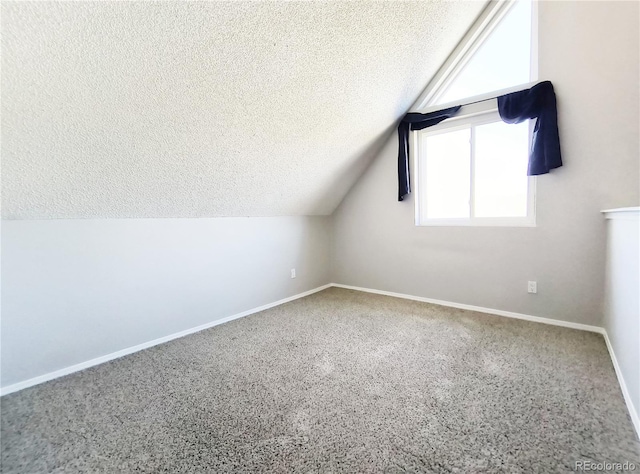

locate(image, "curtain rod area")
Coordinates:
414 80 542 115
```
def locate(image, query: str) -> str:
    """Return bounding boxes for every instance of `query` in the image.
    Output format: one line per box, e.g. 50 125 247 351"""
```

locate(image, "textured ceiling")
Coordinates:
2 1 486 219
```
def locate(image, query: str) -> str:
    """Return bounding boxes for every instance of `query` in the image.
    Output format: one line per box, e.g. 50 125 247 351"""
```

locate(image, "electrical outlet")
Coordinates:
528 281 537 294
290 268 296 279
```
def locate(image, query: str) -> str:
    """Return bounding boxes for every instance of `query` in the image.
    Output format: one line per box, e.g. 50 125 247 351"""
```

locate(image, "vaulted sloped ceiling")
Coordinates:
2 1 486 218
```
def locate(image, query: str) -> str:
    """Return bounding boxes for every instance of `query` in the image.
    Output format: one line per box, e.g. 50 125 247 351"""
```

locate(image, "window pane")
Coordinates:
435 0 532 105
474 121 529 217
423 129 471 219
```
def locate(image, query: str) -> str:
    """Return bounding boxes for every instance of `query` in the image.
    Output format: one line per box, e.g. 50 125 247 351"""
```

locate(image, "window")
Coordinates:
433 0 533 106
414 0 536 227
415 110 534 226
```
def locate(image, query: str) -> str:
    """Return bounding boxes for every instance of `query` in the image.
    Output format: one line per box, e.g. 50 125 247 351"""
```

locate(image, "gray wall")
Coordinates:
1 217 332 387
332 1 639 326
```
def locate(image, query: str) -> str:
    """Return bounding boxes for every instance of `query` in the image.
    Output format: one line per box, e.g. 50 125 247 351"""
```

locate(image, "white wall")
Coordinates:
332 1 639 326
1 217 331 388
603 209 640 433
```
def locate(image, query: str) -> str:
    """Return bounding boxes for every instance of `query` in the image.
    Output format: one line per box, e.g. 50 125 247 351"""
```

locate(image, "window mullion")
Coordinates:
469 126 476 219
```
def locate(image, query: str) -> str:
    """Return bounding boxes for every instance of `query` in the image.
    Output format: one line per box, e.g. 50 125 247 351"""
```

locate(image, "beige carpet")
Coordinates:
2 287 639 472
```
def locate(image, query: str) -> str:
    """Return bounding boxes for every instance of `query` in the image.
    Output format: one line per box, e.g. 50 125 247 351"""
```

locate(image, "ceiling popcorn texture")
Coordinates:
2 1 486 219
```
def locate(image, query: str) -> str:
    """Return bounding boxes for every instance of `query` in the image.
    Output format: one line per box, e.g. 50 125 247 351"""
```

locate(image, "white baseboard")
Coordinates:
0 284 332 397
330 283 604 333
602 331 640 439
3 281 638 442
330 282 639 439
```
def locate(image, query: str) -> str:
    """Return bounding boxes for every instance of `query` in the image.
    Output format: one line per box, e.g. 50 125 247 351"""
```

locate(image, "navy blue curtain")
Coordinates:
497 81 562 176
397 80 562 202
397 106 461 201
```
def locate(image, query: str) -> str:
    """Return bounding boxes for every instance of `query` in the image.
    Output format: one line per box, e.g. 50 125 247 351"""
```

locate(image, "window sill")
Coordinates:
416 217 536 227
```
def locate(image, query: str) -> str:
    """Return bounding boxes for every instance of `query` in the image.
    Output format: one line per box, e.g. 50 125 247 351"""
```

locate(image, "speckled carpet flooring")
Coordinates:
2 288 639 473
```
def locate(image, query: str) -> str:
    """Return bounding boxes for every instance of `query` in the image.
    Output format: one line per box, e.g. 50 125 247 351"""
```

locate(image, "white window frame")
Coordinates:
413 102 536 227
409 0 538 228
